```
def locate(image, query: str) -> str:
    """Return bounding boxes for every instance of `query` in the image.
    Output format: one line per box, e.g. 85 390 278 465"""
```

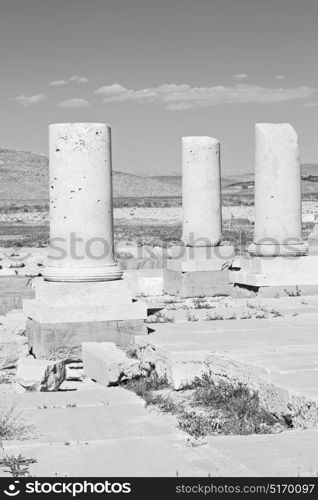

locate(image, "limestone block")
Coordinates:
23 299 146 324
32 278 133 306
16 356 66 391
229 254 318 287
82 342 141 385
66 362 83 381
5 310 27 336
163 269 232 298
27 318 147 358
0 268 16 276
0 335 28 369
167 245 234 272
137 276 163 296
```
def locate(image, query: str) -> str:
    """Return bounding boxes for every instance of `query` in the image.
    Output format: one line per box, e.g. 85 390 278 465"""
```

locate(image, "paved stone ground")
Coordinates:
136 312 318 400
1 281 318 476
1 386 318 477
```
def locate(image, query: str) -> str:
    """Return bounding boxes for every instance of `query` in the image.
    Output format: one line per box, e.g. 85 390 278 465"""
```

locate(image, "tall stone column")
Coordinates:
43 123 122 281
229 123 318 297
164 136 233 297
249 123 307 256
182 136 222 247
24 122 146 357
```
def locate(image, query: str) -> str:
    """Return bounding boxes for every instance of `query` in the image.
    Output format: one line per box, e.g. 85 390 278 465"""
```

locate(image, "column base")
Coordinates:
308 229 318 255
42 264 123 282
27 318 147 358
166 245 235 272
23 278 147 357
163 269 232 298
229 254 318 295
163 245 234 298
248 242 308 257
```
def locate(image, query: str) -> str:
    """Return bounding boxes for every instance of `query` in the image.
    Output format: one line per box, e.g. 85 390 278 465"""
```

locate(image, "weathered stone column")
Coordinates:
43 123 122 281
229 123 318 296
249 123 307 256
182 136 222 247
24 122 147 357
164 136 233 297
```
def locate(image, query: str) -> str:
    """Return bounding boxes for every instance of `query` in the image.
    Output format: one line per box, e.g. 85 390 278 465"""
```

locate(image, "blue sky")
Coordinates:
1 0 318 175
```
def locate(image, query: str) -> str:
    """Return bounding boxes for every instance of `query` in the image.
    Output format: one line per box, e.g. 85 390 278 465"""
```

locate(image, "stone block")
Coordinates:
166 245 234 272
163 268 232 298
82 342 141 385
5 309 27 336
0 335 28 369
27 318 147 358
32 278 133 306
24 278 147 355
229 254 318 289
16 356 66 391
24 298 146 324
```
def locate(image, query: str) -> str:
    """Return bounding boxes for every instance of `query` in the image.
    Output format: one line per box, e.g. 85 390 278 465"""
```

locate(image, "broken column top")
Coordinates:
49 122 110 128
182 136 219 147
252 121 305 255
255 123 298 145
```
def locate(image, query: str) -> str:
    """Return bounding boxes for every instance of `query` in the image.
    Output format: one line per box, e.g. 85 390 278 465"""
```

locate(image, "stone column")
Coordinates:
43 123 123 281
249 123 307 256
182 136 222 247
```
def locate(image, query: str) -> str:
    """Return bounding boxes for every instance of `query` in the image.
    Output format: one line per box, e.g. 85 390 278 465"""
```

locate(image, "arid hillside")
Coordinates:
1 148 318 204
0 148 180 202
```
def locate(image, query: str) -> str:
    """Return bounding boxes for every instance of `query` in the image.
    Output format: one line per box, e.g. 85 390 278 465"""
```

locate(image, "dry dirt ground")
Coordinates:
0 202 317 249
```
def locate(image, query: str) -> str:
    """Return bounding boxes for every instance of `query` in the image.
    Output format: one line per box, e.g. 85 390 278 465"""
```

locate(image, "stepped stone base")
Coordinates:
163 245 234 298
23 278 147 357
163 269 232 298
167 245 234 272
229 255 318 296
27 318 147 358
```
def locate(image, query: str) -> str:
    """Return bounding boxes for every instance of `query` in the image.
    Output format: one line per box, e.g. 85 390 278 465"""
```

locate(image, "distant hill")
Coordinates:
0 148 317 204
0 148 180 202
301 163 318 176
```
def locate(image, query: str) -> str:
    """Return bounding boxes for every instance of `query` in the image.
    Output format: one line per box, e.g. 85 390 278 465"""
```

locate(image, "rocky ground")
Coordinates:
1 201 318 226
1 285 318 477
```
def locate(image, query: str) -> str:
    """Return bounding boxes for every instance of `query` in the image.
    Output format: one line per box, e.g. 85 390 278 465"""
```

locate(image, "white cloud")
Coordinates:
69 75 88 83
12 93 47 106
304 101 318 108
96 82 316 110
166 102 196 111
94 83 128 95
49 80 68 86
58 98 90 108
232 73 248 80
276 75 286 80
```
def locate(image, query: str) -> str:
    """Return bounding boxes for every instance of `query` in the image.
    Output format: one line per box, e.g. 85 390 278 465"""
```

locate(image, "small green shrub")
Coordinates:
0 453 37 477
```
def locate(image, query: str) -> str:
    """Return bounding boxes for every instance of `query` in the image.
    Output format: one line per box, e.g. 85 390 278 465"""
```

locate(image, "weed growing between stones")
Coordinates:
284 286 302 297
186 309 199 322
146 311 175 324
123 371 169 401
0 406 33 440
205 312 224 321
187 375 284 436
193 297 212 309
124 373 287 438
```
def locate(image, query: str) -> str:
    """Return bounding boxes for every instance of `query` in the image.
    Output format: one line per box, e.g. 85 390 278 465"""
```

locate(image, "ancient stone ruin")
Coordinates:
23 123 147 357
